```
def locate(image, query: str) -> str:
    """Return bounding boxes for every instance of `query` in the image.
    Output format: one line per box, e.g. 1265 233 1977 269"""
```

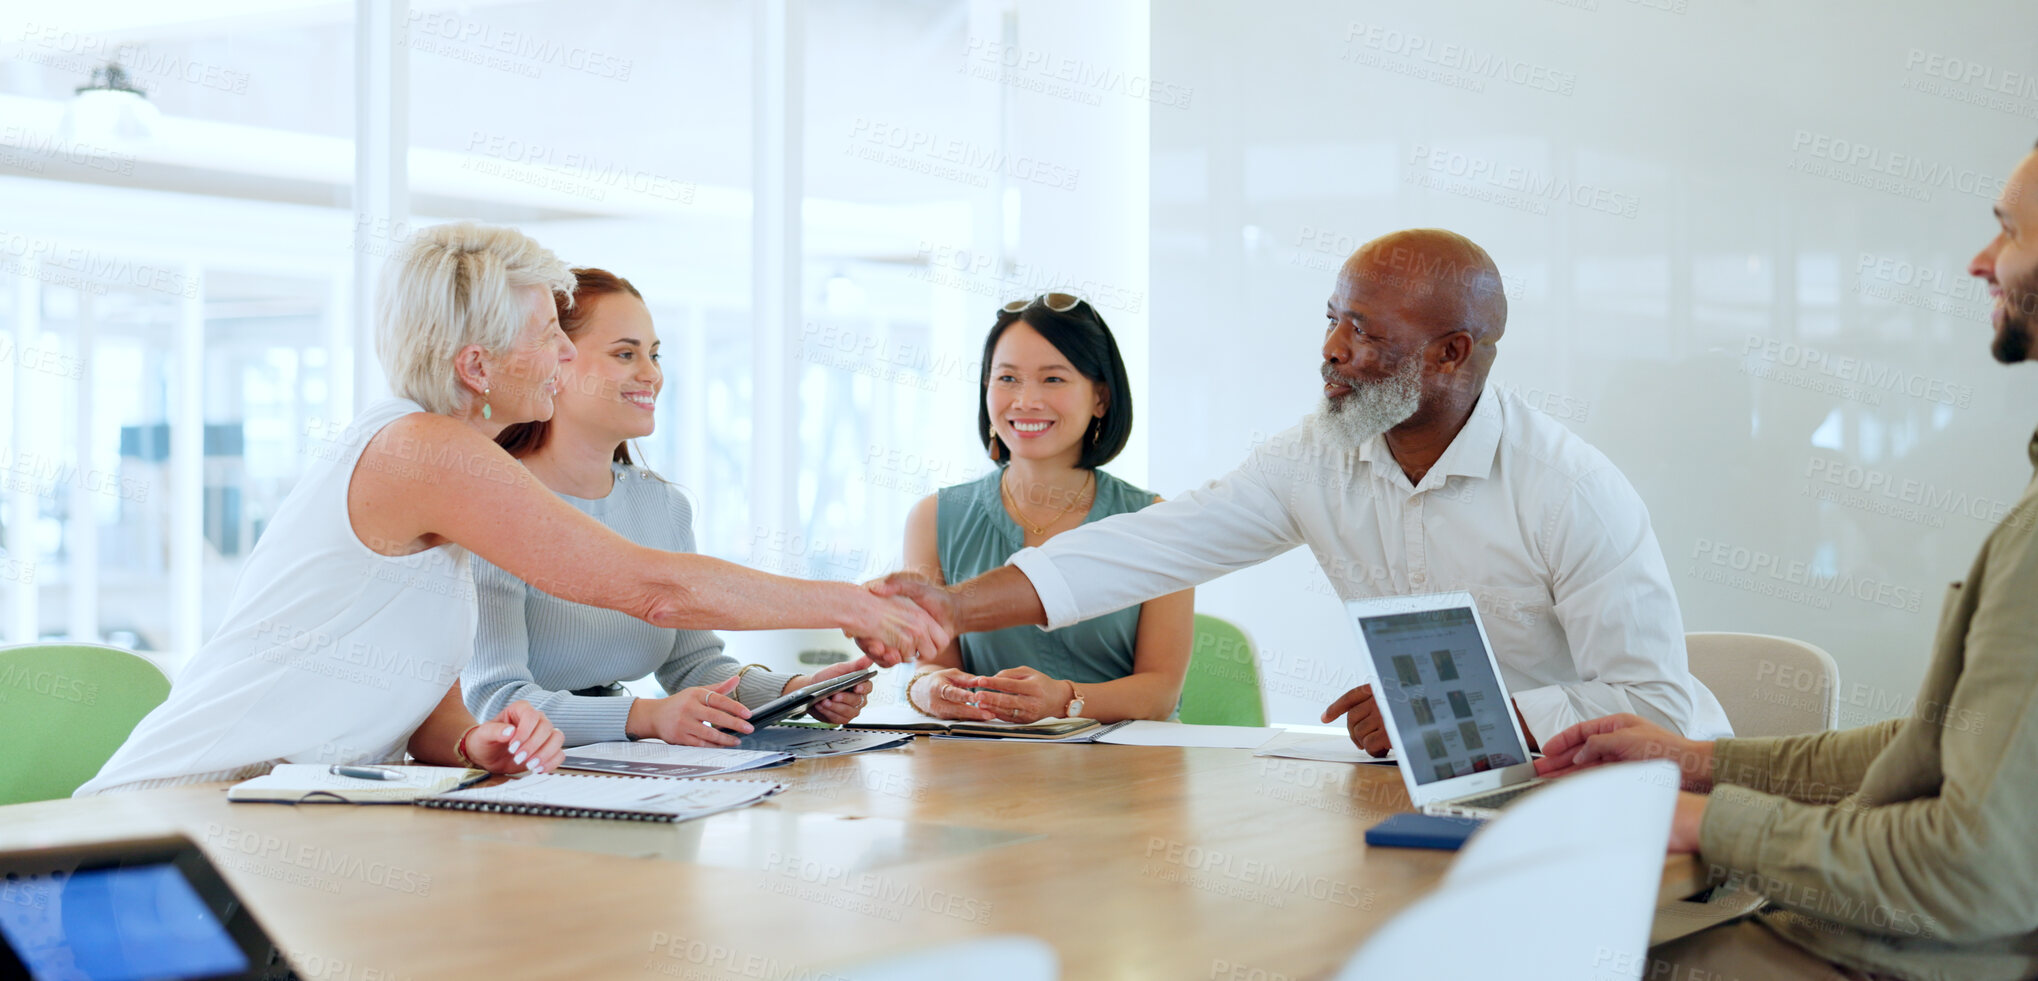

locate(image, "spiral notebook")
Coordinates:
417 772 784 822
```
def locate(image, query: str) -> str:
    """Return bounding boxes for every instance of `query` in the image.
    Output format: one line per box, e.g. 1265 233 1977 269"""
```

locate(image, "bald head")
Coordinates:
1319 229 1508 452
1337 228 1508 379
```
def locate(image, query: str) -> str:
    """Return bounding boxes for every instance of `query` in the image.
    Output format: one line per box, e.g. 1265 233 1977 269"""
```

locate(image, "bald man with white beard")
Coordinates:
869 228 1731 751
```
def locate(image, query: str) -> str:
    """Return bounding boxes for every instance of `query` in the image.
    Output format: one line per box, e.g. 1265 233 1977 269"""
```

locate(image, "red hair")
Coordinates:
495 268 644 460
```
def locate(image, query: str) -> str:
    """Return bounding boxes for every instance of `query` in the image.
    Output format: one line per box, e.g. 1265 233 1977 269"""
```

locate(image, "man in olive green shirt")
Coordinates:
1532 142 2038 981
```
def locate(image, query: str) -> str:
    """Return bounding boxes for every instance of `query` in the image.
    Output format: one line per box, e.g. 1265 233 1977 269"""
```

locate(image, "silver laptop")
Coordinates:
1345 591 1544 818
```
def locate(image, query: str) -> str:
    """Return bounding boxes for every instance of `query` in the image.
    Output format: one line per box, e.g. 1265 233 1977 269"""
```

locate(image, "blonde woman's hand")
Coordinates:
461 701 566 775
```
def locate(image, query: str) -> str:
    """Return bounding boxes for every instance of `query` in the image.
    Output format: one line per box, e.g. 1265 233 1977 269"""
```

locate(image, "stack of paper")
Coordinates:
839 703 954 732
1252 730 1397 764
559 743 792 778
1092 721 1282 750
737 725 913 757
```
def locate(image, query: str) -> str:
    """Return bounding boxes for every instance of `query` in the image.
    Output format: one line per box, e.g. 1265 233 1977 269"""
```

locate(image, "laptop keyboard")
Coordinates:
1450 781 1543 812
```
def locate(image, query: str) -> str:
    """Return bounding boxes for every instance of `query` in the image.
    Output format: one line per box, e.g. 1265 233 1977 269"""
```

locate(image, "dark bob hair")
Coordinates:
979 295 1133 469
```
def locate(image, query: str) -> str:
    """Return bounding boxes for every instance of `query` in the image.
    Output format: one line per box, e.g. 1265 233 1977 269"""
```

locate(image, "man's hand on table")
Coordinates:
1322 684 1392 756
1320 686 1543 755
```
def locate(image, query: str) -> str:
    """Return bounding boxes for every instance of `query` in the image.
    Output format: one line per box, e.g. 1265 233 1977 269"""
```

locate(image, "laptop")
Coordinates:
1345 591 1545 818
0 834 302 980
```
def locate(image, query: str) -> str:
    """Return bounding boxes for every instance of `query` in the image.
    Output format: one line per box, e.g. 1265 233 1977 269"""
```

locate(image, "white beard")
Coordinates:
1308 354 1424 449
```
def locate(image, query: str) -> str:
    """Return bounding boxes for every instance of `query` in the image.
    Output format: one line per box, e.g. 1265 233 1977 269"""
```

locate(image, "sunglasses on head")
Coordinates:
1000 292 1085 314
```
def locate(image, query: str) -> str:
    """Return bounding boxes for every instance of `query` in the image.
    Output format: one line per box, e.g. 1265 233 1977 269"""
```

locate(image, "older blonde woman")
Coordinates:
78 222 943 795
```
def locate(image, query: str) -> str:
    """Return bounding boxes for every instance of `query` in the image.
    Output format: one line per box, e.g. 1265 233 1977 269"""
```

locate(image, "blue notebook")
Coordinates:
1364 813 1487 850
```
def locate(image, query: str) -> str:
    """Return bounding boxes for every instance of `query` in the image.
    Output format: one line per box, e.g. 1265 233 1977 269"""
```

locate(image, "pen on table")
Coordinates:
329 764 403 781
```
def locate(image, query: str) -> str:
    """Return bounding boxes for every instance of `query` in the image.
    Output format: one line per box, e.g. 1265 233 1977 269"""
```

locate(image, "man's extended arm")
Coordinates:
873 455 1304 644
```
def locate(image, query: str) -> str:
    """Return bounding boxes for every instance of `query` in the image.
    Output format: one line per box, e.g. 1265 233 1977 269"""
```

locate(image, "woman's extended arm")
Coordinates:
347 412 944 659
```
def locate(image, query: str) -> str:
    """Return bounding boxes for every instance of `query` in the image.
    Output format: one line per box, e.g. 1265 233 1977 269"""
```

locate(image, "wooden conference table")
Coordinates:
0 736 1704 980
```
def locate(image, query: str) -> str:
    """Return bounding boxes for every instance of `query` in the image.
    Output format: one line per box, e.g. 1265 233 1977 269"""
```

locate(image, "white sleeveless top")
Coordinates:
78 398 478 795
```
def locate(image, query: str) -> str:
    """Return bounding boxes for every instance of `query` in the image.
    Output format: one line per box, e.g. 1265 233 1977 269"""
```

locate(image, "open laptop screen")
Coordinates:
1358 605 1529 786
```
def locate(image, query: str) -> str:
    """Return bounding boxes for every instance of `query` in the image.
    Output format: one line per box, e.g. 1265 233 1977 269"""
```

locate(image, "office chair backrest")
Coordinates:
1685 631 1839 737
1338 761 1679 981
0 643 172 804
1178 614 1266 727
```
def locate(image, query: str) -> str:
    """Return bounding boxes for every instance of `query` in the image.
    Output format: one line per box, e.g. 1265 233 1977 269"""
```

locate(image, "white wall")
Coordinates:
1150 1 2038 726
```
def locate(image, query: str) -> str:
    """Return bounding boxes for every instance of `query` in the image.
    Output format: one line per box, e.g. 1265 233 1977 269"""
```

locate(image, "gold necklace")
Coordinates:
1001 470 1094 536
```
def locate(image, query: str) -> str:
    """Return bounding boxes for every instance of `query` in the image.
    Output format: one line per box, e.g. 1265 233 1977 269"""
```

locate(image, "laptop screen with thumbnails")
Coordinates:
1358 605 1529 786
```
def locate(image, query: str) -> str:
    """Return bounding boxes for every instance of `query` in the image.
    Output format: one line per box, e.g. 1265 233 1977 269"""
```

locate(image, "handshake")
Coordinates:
836 572 962 666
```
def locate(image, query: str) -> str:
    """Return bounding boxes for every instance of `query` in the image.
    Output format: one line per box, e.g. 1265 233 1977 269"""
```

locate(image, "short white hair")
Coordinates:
375 221 576 415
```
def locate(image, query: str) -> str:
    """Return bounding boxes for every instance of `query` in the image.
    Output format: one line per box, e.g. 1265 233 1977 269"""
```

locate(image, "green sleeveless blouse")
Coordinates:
936 467 1157 683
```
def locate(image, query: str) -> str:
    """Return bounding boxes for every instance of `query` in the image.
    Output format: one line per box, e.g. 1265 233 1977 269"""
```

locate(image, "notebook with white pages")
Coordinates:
420 773 784 822
226 765 484 804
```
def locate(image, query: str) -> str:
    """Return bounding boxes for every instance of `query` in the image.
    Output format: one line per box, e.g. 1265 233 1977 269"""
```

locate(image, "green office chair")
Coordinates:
1178 614 1266 727
0 642 171 805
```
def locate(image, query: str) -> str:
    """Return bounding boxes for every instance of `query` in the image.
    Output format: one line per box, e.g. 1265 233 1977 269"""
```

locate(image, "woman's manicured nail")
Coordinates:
514 751 528 765
508 740 521 754
501 726 515 738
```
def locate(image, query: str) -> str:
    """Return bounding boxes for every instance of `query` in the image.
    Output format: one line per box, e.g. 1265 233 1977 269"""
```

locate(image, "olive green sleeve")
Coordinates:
1697 512 2038 942
1708 718 1905 803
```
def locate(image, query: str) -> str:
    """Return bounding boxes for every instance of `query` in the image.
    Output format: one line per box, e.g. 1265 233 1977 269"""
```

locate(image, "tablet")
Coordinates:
717 667 879 734
0 834 302 980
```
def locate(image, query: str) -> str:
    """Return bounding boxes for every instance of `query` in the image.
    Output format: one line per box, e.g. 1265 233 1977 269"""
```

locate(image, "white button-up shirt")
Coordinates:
1010 385 1732 743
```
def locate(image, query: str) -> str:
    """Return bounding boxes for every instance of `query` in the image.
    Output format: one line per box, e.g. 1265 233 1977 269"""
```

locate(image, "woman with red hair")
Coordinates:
464 269 878 747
